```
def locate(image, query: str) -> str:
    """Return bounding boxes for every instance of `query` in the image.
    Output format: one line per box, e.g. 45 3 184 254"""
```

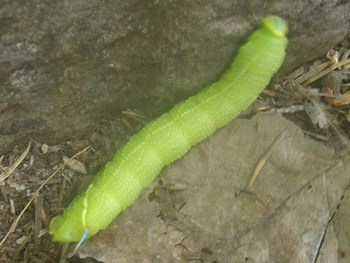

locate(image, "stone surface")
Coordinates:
1 0 350 152
76 113 349 262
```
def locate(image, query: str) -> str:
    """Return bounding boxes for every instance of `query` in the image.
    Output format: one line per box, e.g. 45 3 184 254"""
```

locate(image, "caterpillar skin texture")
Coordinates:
50 16 288 242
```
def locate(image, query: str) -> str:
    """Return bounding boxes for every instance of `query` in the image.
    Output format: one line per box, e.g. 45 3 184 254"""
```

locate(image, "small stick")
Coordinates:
10 199 16 214
0 142 31 183
121 109 147 124
302 130 329 142
302 58 350 86
34 195 43 245
121 117 135 132
294 61 331 84
248 129 287 188
57 178 67 209
0 145 91 248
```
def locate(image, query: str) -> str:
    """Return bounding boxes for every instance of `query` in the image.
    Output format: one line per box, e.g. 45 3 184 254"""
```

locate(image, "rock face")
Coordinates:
77 113 349 263
1 0 350 152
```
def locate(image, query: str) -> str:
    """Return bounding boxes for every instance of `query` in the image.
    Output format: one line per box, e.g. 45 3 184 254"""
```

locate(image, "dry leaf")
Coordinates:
63 156 87 174
41 144 49 154
325 90 350 106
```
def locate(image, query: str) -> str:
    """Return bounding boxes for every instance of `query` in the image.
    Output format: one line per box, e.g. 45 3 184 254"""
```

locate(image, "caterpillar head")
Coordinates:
50 212 85 242
262 16 288 37
49 195 89 242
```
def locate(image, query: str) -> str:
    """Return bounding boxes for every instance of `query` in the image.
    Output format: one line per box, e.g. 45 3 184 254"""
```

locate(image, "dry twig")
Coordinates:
300 58 350 86
0 142 31 183
294 83 350 150
0 145 91 248
248 129 287 188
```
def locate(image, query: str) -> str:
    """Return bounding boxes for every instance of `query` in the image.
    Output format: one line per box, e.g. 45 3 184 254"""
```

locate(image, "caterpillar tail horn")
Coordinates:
72 228 90 254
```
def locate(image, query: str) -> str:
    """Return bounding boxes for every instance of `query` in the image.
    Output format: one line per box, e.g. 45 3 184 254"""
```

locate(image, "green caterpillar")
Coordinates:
50 16 288 243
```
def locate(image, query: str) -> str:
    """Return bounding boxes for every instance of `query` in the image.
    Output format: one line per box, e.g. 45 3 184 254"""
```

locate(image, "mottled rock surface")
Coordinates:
77 113 349 262
1 0 350 152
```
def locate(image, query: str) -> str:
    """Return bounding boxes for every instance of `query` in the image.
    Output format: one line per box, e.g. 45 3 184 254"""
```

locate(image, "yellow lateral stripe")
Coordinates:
82 184 93 228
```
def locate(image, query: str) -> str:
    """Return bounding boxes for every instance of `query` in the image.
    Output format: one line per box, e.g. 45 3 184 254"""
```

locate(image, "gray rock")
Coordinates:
1 0 350 151
77 113 349 262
